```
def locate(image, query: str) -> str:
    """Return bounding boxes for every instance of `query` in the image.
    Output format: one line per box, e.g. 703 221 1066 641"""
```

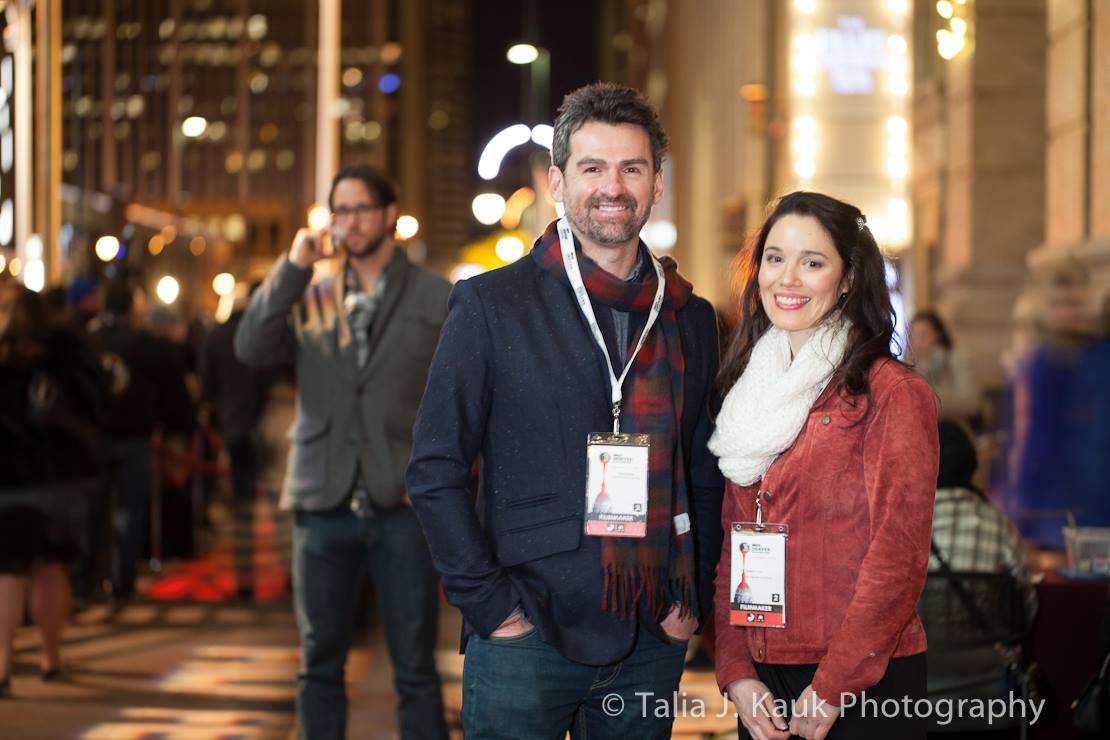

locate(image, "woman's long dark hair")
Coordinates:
718 191 897 407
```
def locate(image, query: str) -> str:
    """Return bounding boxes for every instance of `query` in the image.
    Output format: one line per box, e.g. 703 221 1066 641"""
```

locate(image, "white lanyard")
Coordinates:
557 218 665 434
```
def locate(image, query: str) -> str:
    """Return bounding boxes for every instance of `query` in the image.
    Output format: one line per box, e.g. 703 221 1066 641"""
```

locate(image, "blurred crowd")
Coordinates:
0 271 290 694
908 263 1110 553
909 265 1110 553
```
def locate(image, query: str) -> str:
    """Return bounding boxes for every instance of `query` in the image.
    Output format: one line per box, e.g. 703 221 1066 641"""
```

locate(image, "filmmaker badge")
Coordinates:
584 433 649 538
729 523 788 628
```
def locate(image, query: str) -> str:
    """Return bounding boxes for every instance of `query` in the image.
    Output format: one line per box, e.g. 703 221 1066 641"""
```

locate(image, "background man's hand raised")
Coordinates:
289 227 334 269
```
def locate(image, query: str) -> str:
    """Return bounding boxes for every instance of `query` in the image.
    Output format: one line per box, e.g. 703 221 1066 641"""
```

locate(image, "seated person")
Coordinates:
930 420 1037 623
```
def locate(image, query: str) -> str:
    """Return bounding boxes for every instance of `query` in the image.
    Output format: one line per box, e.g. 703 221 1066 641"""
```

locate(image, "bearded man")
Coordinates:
406 83 725 740
236 165 449 740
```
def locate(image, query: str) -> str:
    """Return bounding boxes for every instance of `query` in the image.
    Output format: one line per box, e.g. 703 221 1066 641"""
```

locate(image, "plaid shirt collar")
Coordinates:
342 262 387 368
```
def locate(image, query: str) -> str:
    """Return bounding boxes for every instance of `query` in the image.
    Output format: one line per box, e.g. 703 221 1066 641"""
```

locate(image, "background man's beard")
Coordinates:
343 231 387 259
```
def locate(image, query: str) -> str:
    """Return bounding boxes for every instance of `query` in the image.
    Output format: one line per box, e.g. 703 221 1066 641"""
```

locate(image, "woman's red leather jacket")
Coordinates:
714 358 939 704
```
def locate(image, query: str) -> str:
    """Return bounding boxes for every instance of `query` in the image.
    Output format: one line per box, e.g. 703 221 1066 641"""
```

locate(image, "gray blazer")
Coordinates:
235 248 450 511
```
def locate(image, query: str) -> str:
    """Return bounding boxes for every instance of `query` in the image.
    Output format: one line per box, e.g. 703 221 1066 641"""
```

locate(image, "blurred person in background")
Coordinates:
147 304 189 344
202 280 277 601
1008 264 1102 549
42 286 68 317
145 303 200 560
1066 291 1110 532
909 311 980 425
236 165 449 739
145 304 201 441
41 278 101 339
76 279 188 605
67 276 102 333
0 283 107 695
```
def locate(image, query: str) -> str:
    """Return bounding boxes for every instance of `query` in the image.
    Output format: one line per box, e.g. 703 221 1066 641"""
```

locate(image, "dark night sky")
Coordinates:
466 0 601 186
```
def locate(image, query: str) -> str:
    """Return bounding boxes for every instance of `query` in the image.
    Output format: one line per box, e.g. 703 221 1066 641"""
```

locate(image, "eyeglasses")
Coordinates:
332 204 382 220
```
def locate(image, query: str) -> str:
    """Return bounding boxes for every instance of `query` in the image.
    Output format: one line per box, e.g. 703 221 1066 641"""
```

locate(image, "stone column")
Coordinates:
1030 0 1110 298
933 0 1046 387
662 0 771 308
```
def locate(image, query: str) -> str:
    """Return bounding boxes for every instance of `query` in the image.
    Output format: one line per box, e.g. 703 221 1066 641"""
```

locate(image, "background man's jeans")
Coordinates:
226 436 260 596
73 437 152 601
462 624 688 739
292 503 447 740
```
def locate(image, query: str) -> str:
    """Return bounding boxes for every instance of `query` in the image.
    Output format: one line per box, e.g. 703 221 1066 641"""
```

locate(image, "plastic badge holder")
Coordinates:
1064 526 1110 576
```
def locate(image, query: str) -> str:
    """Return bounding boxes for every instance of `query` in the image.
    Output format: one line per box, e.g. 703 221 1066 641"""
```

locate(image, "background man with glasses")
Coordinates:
236 165 450 739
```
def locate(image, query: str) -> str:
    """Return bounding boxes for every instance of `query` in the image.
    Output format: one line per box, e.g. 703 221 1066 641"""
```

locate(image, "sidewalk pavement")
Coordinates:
4 594 735 740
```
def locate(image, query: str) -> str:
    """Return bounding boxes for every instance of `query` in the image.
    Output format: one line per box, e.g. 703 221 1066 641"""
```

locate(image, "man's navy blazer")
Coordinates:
406 246 725 666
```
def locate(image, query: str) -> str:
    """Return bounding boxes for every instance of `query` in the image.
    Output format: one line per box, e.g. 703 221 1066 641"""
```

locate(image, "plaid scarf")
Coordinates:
533 219 696 622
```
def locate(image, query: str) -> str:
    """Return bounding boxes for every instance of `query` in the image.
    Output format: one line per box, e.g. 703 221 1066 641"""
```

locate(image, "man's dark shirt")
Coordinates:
202 310 277 443
88 314 192 438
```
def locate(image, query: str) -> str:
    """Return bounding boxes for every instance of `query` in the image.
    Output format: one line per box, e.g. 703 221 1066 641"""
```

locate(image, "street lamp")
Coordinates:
506 44 539 65
505 43 549 125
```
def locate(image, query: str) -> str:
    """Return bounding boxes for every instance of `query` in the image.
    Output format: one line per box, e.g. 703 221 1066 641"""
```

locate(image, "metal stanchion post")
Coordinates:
191 426 206 555
149 435 163 573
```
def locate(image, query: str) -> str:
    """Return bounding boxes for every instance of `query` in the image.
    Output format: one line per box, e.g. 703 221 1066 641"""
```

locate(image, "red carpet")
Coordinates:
145 513 290 602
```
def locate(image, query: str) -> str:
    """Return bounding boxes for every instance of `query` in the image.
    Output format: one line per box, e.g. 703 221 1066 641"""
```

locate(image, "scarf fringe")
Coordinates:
534 220 698 623
602 564 694 622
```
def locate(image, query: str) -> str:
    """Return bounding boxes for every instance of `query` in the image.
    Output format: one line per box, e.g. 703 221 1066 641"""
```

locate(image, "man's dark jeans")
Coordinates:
462 623 688 739
292 502 447 740
226 436 260 595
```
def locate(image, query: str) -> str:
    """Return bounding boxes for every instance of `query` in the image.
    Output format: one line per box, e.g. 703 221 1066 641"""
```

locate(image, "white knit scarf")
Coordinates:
709 319 852 486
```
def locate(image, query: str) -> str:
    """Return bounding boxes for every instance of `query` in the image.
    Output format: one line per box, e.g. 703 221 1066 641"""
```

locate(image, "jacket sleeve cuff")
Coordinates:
459 577 522 638
811 658 886 708
810 673 841 708
279 253 314 281
716 655 760 696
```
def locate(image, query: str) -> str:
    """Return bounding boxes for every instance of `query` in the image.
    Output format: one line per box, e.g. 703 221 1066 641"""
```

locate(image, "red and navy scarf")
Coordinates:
534 219 696 622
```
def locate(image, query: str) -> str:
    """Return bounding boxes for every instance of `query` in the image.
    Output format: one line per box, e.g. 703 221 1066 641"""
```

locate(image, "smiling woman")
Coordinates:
719 192 893 396
710 191 939 740
757 214 850 357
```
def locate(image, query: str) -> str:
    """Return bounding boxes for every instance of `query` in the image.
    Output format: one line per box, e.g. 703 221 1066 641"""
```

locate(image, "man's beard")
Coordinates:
342 230 388 259
566 193 651 247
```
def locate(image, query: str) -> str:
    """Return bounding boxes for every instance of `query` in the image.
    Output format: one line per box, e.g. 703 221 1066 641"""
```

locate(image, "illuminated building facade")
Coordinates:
606 0 1108 389
0 0 469 309
603 0 912 313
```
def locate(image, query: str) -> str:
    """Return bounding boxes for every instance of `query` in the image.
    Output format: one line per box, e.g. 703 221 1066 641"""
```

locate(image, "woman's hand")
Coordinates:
726 678 791 740
788 684 840 740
